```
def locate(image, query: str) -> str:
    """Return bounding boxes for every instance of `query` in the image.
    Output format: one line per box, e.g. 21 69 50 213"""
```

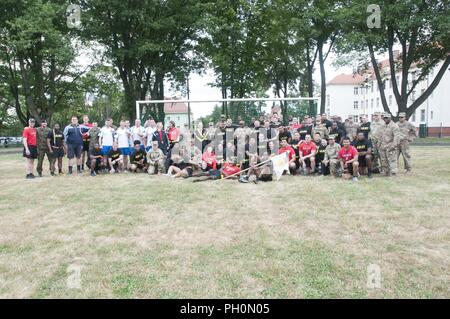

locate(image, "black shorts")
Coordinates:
259 174 273 182
23 145 38 159
303 158 313 168
82 140 90 152
51 147 65 158
67 144 82 159
184 167 193 177
358 156 367 167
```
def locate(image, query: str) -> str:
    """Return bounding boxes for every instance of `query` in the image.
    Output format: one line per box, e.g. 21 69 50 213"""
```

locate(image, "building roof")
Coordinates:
163 98 188 114
327 73 365 85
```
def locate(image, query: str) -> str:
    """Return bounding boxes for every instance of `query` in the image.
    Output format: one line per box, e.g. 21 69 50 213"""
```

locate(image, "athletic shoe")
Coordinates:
77 169 82 174
38 172 42 177
51 172 56 176
59 171 64 175
352 176 359 182
90 172 97 177
26 174 32 179
238 176 249 183
368 174 373 179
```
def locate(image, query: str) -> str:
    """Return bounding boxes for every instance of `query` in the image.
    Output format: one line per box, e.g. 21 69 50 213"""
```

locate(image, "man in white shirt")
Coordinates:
130 119 145 151
99 118 115 168
115 120 131 170
144 119 157 152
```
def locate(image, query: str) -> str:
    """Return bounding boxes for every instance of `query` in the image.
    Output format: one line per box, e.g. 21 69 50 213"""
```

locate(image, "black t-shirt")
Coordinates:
90 148 102 158
108 149 122 161
297 125 313 140
359 122 371 139
290 139 300 157
329 129 344 143
131 150 147 164
352 139 373 154
47 130 64 147
278 131 291 142
322 119 333 129
316 144 327 162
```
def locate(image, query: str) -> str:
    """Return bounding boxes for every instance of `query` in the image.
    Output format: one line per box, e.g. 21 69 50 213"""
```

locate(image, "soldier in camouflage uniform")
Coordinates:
312 118 329 140
369 112 383 173
379 113 400 176
344 115 360 140
88 122 101 150
397 112 418 172
323 136 341 177
36 120 52 177
147 140 166 174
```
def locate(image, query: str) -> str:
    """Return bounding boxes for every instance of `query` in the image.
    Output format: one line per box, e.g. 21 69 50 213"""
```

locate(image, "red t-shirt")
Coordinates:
167 127 179 142
298 141 317 156
22 127 37 146
338 146 359 164
82 123 93 140
202 152 217 170
278 146 296 161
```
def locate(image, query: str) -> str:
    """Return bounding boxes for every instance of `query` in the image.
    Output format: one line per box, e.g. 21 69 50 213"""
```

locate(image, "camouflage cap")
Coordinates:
383 113 392 118
374 112 381 116
398 112 406 118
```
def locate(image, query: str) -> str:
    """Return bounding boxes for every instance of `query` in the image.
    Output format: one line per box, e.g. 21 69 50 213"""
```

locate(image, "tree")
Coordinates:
81 0 205 121
0 0 85 125
339 0 450 119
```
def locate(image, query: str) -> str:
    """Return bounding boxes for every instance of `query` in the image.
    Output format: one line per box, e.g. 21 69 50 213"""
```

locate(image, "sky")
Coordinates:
166 54 353 119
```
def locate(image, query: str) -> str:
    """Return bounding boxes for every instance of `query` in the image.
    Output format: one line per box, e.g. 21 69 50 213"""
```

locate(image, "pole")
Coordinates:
187 76 191 129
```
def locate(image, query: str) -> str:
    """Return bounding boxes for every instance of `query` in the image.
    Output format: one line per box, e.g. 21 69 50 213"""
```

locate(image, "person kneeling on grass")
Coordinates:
108 142 123 173
130 140 147 173
352 132 373 178
278 138 297 175
147 140 165 175
89 143 104 177
338 137 360 182
298 135 317 175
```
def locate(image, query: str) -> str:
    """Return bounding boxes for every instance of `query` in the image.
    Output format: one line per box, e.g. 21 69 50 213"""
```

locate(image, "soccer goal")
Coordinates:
135 97 321 128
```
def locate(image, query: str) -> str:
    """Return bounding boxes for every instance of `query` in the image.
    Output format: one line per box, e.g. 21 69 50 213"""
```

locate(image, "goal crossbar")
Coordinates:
136 97 320 120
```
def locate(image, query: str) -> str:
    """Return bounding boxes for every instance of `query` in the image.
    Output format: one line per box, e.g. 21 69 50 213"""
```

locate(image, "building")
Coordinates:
164 98 192 129
326 58 450 137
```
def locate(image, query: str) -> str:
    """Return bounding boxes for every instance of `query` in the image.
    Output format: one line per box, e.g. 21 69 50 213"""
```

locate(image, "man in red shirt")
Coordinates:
22 118 38 179
338 137 360 181
278 138 297 174
202 146 217 171
298 134 317 175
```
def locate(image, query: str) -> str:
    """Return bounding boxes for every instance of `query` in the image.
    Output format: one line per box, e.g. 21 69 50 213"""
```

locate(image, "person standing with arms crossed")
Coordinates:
36 120 52 177
22 118 38 179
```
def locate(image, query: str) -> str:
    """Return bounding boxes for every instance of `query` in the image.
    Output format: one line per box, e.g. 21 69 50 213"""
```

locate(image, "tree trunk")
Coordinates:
318 41 326 115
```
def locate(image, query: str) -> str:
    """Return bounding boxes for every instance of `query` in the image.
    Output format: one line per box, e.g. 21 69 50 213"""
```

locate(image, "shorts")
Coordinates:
82 140 90 152
23 145 38 159
51 147 65 158
259 174 273 182
358 155 368 167
119 147 131 156
102 146 112 156
183 167 193 177
303 158 313 168
67 144 82 159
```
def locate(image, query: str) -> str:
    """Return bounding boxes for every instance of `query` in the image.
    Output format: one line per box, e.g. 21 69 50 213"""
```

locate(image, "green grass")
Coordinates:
0 147 449 298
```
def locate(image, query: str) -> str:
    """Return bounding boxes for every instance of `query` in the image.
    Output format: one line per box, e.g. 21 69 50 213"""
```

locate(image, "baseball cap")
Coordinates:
398 112 406 118
383 113 392 118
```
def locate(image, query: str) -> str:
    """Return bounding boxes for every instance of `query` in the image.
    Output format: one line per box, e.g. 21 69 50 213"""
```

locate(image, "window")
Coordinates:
420 110 426 122
326 95 330 107
371 84 374 93
430 111 434 120
167 116 171 120
177 116 180 121
411 91 416 102
389 79 392 89
371 99 374 109
354 116 359 123
389 95 393 106
354 87 359 95
354 101 359 109
396 76 400 85
361 100 364 109
366 100 369 108
411 111 416 122
376 98 380 108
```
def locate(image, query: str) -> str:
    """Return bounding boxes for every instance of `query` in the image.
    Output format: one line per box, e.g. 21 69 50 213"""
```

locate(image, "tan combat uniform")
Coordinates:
88 127 101 150
36 126 52 175
345 122 360 139
397 121 418 171
379 120 400 176
147 148 165 174
370 119 383 171
324 143 341 176
312 124 329 140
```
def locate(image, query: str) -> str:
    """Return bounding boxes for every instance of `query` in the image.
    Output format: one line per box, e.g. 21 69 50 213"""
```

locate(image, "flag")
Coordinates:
271 152 289 181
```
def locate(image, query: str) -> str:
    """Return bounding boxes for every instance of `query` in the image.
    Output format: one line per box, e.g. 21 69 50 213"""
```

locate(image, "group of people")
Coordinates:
22 109 418 183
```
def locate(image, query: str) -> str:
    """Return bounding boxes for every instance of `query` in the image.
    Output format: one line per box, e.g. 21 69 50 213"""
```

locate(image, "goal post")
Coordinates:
135 96 321 125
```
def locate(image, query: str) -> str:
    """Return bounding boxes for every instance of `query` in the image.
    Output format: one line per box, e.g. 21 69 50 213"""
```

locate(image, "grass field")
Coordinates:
0 146 449 299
